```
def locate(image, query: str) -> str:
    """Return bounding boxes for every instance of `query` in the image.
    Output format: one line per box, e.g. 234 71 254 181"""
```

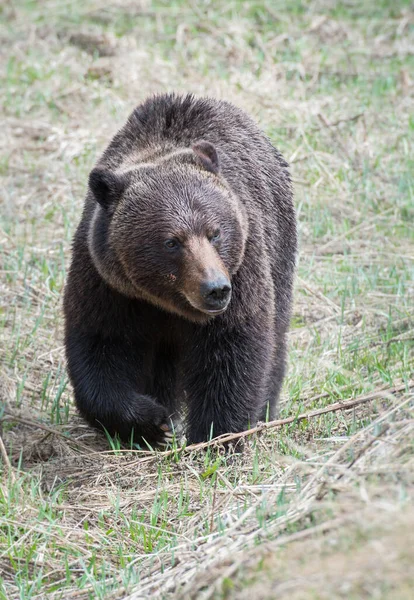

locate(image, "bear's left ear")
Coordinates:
192 141 220 174
89 168 129 210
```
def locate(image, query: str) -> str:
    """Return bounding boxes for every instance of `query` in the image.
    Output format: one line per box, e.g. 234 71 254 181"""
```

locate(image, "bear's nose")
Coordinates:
200 273 232 310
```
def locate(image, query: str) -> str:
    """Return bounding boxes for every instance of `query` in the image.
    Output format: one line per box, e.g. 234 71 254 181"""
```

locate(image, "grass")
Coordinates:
0 0 413 598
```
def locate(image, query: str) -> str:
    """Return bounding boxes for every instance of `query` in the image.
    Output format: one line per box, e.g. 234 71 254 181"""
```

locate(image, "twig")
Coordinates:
1 412 92 452
296 276 341 314
318 206 394 252
311 112 363 131
157 380 412 457
317 112 354 164
315 424 391 500
292 379 396 407
36 345 65 360
0 432 16 484
346 424 390 471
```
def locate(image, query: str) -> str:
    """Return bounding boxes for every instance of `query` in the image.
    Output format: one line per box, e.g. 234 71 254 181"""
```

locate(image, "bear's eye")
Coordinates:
210 229 221 243
164 238 179 250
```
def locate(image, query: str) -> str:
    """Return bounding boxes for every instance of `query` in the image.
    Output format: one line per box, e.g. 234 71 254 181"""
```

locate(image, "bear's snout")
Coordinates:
181 237 232 316
200 273 231 312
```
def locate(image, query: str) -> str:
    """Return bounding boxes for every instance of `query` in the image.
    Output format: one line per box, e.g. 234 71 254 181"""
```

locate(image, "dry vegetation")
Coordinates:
0 0 413 598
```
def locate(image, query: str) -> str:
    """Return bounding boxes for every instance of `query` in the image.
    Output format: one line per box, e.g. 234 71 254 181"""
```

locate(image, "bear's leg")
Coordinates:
65 329 173 446
260 336 287 422
183 319 273 444
148 344 182 439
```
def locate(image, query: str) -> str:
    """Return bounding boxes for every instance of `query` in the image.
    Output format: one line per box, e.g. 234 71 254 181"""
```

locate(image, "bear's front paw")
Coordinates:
125 394 179 448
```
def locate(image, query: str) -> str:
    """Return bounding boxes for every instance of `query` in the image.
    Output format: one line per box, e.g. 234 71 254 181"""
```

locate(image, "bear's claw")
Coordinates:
157 417 185 447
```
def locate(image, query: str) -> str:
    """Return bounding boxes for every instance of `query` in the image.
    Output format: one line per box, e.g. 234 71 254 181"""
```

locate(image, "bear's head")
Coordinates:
87 142 248 323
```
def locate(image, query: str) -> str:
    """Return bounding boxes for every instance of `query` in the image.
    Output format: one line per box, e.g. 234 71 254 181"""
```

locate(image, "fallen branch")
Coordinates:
168 380 413 454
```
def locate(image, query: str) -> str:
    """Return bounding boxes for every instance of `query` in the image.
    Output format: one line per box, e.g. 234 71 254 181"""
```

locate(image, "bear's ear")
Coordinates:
192 141 219 174
89 168 129 210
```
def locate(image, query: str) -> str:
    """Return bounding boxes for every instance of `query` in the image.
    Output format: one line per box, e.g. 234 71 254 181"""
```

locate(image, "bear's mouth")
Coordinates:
185 296 231 317
202 306 229 315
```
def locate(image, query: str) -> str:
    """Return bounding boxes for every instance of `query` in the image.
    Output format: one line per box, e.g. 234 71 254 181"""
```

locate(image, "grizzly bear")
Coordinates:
63 93 297 446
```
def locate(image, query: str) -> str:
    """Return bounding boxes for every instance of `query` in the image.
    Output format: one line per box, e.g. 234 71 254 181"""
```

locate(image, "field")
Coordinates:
0 0 413 598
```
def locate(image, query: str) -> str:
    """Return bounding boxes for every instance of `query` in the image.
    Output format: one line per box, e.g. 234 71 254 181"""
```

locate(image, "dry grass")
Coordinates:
0 0 413 598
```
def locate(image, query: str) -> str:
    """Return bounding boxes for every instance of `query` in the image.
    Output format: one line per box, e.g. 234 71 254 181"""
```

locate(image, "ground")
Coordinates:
0 1 413 598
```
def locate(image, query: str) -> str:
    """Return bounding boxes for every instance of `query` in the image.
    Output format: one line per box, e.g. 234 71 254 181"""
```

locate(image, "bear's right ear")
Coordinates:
89 168 129 210
192 141 220 174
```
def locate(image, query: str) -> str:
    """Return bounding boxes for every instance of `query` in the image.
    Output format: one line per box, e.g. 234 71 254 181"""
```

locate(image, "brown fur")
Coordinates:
64 93 297 445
